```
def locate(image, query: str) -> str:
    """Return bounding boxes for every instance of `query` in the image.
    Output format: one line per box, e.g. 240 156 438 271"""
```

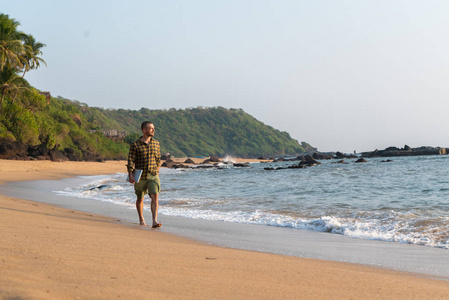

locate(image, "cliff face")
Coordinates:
361 146 447 158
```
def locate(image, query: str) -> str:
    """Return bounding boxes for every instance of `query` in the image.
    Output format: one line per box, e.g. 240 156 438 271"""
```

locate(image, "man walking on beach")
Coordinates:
127 121 162 228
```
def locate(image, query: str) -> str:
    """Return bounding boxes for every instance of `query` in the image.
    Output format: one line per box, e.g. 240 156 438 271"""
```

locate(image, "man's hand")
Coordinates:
128 173 135 184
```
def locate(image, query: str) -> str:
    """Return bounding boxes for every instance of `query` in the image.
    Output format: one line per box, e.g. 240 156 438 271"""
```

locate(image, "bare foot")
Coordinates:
139 221 147 226
152 222 162 228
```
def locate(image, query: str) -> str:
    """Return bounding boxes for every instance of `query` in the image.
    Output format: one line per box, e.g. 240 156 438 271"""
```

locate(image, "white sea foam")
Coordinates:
53 156 449 250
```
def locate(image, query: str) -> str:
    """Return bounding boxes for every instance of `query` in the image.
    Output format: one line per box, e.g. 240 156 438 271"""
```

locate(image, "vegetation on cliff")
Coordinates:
86 105 315 157
0 14 314 160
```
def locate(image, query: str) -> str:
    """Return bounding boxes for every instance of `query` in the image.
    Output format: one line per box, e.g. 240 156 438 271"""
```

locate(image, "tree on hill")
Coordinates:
0 14 46 111
0 14 25 71
21 34 46 77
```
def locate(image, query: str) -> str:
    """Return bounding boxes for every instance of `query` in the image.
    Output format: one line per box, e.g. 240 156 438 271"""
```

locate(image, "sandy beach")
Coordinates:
1 159 449 299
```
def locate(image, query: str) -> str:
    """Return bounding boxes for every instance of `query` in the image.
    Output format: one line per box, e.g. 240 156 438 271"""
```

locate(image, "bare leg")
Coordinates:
150 193 161 227
136 197 146 225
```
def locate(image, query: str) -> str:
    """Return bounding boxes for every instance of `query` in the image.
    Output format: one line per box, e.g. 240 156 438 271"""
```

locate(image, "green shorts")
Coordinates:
134 174 161 198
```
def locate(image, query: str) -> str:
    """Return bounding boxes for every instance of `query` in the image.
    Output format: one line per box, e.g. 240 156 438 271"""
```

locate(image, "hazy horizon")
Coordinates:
4 1 449 153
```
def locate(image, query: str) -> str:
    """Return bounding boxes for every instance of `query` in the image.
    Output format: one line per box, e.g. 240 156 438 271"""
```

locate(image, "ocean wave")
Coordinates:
158 207 449 249
53 158 449 250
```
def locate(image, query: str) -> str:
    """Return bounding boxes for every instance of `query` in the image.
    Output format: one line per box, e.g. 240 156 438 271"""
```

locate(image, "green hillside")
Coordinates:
0 93 314 158
86 105 315 157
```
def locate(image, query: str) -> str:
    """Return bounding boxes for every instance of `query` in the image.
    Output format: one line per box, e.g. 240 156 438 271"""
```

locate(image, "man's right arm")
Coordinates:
127 143 136 183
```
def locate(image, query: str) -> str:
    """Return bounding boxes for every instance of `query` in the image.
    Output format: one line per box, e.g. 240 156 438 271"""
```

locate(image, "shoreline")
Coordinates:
4 174 449 279
1 159 449 299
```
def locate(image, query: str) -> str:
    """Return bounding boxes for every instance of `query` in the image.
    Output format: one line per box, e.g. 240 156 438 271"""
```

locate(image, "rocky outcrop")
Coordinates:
202 156 221 164
184 158 195 164
304 155 321 166
0 140 105 162
161 160 176 168
312 152 333 160
49 148 69 162
274 155 308 162
332 160 347 164
264 155 319 171
233 163 250 168
161 153 171 160
335 152 358 159
0 140 28 159
361 146 448 158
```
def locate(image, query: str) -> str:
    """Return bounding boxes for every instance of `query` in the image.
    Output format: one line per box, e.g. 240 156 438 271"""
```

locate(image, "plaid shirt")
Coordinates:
127 137 161 178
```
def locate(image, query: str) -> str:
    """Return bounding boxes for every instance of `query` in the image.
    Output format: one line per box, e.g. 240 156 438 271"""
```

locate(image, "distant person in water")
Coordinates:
127 121 162 228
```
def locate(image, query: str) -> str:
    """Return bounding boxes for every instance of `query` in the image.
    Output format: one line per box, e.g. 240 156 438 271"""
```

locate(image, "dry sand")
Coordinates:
1 159 449 299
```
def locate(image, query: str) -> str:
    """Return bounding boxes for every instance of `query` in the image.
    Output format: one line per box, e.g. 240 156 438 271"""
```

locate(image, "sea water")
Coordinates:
54 155 449 250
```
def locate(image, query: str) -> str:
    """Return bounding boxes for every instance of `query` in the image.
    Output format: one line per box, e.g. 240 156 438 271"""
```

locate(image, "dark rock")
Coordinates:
28 144 50 159
0 140 28 159
361 146 446 158
209 156 221 162
80 150 104 162
334 151 357 159
202 156 221 164
65 151 81 161
275 156 305 162
355 158 368 163
381 159 393 163
287 164 306 169
312 152 333 160
332 160 347 164
385 146 400 152
296 155 306 162
233 163 250 168
304 155 321 166
195 165 216 169
64 147 75 155
335 152 346 159
89 184 108 190
174 164 190 169
161 153 171 160
162 160 176 168
0 140 109 162
49 148 69 162
184 158 195 164
257 156 266 160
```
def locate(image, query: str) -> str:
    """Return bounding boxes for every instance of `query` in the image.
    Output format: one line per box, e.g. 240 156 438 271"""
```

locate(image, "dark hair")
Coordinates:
141 121 153 131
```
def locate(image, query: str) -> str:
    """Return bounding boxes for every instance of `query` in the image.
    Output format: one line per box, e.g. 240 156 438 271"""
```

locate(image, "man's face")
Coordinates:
144 124 155 137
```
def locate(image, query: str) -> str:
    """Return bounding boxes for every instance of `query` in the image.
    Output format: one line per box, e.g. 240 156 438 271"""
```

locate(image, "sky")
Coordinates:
3 0 449 153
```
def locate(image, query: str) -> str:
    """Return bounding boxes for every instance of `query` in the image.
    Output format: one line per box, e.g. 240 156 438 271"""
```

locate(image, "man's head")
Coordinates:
141 121 155 137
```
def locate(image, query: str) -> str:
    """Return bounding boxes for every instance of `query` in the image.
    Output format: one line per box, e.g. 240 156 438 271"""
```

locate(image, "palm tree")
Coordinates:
0 14 26 71
22 34 46 77
0 67 29 113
